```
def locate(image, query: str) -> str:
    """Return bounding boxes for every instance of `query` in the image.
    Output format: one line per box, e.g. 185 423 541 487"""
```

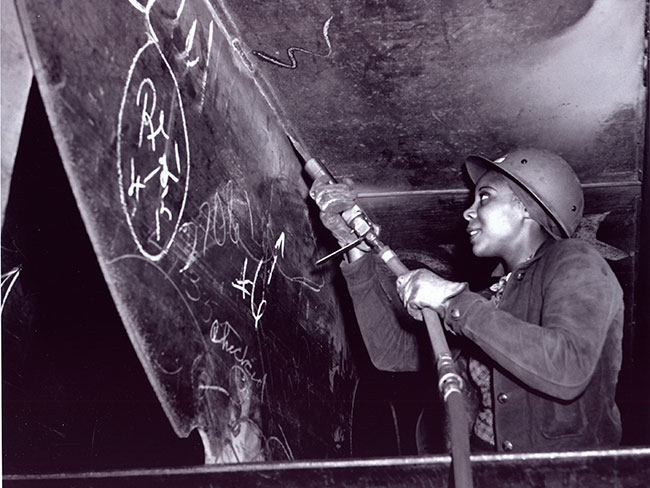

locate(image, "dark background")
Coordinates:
1 83 206 473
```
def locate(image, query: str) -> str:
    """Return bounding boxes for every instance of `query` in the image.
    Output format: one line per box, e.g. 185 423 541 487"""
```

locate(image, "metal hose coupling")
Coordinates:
437 352 464 402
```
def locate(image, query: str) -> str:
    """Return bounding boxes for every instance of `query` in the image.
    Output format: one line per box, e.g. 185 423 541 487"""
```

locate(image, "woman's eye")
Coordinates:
479 193 489 204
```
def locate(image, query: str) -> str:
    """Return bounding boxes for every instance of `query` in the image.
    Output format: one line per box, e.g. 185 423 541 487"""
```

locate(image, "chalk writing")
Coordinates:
175 180 323 292
115 0 330 465
107 249 268 398
117 28 191 261
252 16 334 69
210 320 263 385
231 257 267 330
127 0 154 15
182 268 202 302
267 231 285 285
136 78 169 152
173 1 215 111
176 181 261 274
180 20 200 67
143 218 273 339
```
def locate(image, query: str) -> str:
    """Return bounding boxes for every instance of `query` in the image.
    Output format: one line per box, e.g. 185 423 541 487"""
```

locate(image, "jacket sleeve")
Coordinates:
443 240 623 401
341 254 420 372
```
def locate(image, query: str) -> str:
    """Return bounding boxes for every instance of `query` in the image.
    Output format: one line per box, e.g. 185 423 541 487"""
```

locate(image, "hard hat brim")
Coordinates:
465 155 495 185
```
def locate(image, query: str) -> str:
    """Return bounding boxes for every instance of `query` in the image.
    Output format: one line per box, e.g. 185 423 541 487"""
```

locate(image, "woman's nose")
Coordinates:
463 202 476 222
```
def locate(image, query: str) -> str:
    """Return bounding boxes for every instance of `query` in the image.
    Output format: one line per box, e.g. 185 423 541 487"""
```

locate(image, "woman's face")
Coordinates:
463 171 528 259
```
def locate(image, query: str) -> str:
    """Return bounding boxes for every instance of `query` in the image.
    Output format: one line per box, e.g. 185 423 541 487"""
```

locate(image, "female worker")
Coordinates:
310 148 623 453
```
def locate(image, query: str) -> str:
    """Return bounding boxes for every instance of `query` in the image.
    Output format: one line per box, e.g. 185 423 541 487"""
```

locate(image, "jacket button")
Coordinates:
502 440 513 452
450 308 461 319
497 393 509 404
516 272 525 280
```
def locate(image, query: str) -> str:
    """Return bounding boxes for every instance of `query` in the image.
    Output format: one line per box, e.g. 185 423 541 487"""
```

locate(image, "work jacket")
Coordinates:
341 238 623 453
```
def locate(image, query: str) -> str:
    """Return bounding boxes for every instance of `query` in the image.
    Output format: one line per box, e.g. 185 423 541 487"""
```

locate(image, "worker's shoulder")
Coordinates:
544 238 622 288
541 237 614 275
546 236 603 260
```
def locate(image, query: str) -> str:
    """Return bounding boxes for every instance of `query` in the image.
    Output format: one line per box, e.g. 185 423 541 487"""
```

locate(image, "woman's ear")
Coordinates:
513 196 531 218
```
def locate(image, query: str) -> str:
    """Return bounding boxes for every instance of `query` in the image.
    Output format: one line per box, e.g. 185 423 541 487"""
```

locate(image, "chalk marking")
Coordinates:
174 141 181 173
127 0 154 14
267 232 285 285
1 266 21 313
199 298 219 324
232 258 251 299
231 256 268 330
199 201 211 257
179 222 199 273
117 36 191 262
277 268 324 292
197 2 349 292
144 164 160 183
147 108 170 152
155 206 161 241
158 152 179 186
175 182 324 292
199 385 230 395
252 16 333 69
174 0 186 21
250 256 266 329
198 21 215 111
180 20 200 68
128 157 146 202
267 435 294 460
136 78 156 148
153 359 183 375
231 39 254 72
183 269 201 302
277 424 295 460
210 320 264 385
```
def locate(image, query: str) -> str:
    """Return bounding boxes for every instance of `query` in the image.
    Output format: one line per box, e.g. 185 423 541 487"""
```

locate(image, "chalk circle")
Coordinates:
117 39 191 262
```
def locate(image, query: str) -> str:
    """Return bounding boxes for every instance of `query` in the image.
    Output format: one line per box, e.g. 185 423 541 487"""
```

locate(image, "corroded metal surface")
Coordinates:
225 0 646 190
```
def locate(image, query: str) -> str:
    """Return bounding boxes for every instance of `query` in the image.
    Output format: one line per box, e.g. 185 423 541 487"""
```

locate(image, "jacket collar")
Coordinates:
491 238 555 277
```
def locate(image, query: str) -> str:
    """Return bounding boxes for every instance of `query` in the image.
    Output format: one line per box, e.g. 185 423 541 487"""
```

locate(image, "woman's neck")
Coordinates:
503 231 552 273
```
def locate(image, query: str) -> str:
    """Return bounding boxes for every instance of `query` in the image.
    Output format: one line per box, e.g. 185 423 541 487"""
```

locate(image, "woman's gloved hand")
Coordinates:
396 269 467 320
309 175 375 250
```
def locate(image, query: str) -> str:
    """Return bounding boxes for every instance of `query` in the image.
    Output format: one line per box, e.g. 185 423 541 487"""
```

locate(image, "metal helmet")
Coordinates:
465 148 584 238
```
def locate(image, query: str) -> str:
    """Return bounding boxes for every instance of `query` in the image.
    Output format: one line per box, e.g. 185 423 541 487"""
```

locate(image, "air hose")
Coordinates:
303 155 473 488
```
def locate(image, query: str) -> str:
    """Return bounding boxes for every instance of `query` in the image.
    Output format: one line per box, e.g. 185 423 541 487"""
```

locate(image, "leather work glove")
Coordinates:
309 175 377 250
396 269 467 320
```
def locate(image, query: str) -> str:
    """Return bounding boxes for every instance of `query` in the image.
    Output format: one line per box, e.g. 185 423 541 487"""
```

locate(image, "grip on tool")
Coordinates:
304 158 336 183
